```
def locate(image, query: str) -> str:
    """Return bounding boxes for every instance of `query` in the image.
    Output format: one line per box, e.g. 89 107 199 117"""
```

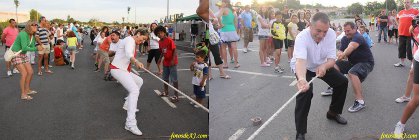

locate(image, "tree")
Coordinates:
347 2 364 15
29 9 42 21
365 1 383 16
51 18 66 24
384 0 397 14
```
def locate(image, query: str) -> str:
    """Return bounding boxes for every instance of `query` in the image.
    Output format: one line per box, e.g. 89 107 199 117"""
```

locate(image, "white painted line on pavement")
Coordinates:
289 79 297 86
138 69 191 73
154 90 177 108
282 75 295 79
229 128 246 140
178 94 209 99
240 83 245 86
212 68 280 78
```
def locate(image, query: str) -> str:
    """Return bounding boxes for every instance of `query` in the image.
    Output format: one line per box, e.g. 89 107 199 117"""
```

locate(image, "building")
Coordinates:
0 12 29 23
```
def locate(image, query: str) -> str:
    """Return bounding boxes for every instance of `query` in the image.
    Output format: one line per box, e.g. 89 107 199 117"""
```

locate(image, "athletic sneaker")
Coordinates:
321 87 333 96
394 62 404 67
125 125 143 136
260 63 270 67
274 66 284 73
395 96 411 103
7 71 12 76
348 100 366 112
12 68 19 73
393 121 405 140
123 101 139 112
243 49 248 53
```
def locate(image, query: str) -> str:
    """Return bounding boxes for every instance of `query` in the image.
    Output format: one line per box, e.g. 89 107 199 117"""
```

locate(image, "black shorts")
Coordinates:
285 39 294 49
193 85 206 99
273 39 284 49
147 49 161 64
414 60 419 84
336 60 374 82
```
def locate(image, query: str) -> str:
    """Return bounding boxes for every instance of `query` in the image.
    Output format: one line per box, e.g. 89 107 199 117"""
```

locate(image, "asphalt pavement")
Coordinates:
0 36 208 140
209 29 419 140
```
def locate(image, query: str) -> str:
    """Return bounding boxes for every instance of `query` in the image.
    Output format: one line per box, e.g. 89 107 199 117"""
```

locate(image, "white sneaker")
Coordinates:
41 66 44 69
48 65 53 68
12 68 19 74
123 102 139 112
243 49 248 53
393 122 405 140
395 96 411 103
125 125 143 136
394 62 404 67
7 71 12 76
274 66 284 73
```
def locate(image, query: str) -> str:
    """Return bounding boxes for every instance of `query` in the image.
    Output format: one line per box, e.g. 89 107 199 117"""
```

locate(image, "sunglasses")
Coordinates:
31 24 38 26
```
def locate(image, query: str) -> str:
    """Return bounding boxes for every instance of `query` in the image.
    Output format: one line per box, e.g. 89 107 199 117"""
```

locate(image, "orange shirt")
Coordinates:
99 36 111 52
397 8 419 36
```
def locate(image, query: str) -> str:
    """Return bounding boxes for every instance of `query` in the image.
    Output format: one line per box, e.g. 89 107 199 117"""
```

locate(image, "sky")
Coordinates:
231 0 418 8
0 0 199 23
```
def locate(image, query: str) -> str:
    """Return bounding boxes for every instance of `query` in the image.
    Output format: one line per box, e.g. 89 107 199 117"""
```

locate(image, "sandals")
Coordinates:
220 75 231 79
234 64 240 68
45 70 53 74
158 91 168 97
27 90 37 95
170 96 179 103
21 95 33 100
37 72 43 76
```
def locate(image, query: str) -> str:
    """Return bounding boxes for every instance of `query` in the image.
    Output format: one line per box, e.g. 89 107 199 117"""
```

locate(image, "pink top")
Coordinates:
2 26 19 47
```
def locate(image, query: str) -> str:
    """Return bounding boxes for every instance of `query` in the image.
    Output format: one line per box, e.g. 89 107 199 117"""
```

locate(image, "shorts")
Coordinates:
414 60 419 84
98 49 110 63
285 39 294 49
273 39 284 49
147 49 161 64
243 27 253 43
38 44 51 55
388 29 398 38
67 46 77 52
258 35 270 40
162 65 178 82
11 53 29 65
336 60 374 82
193 85 206 99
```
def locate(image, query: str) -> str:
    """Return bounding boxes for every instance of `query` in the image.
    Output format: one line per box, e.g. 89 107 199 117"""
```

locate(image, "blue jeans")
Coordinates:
378 26 388 42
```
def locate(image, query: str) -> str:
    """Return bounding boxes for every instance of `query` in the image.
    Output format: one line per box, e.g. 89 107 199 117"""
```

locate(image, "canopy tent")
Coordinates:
176 14 202 22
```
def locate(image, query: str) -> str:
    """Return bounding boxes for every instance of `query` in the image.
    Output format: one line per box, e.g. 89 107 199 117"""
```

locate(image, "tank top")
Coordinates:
221 9 236 32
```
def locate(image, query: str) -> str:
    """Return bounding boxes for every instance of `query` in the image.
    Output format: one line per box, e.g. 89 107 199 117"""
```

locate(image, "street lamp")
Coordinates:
14 0 19 23
127 6 131 23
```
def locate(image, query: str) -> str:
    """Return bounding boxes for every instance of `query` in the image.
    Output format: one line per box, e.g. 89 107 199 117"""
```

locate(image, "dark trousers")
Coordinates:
398 36 413 60
208 42 223 66
295 68 348 134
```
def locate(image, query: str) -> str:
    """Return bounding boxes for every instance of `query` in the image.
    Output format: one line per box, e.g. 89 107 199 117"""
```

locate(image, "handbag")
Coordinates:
208 23 220 45
4 35 33 61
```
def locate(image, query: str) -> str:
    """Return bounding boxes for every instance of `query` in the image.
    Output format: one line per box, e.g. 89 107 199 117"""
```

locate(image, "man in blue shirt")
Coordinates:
240 5 253 53
337 22 374 113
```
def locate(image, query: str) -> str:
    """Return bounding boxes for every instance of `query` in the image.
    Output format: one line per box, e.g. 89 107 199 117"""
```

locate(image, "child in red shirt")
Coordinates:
155 25 180 102
53 39 69 65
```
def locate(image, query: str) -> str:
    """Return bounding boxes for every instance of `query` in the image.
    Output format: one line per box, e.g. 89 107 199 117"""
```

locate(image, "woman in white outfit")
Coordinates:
109 31 147 136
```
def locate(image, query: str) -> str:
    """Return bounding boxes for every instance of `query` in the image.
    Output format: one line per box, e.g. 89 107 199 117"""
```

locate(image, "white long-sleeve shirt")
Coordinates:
111 37 136 72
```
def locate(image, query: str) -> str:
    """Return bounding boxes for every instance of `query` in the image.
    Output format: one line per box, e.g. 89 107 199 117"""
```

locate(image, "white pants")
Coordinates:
110 69 143 126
